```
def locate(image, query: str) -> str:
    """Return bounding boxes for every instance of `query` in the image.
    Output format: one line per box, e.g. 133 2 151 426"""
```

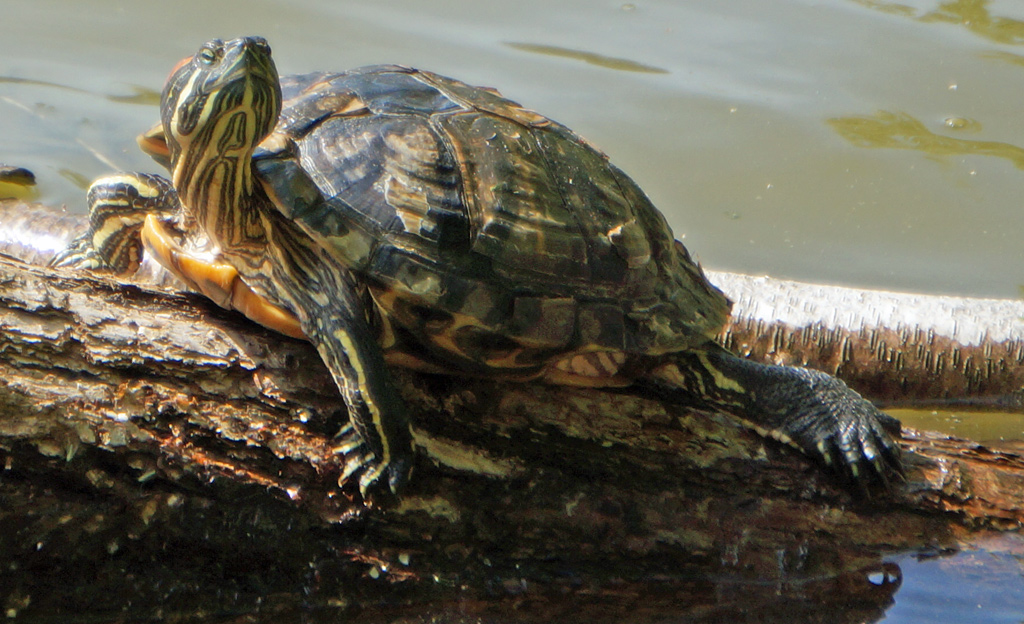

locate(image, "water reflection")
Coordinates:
503 42 668 74
984 49 1024 67
828 110 1024 168
106 85 161 106
849 0 917 17
0 75 89 92
921 0 1024 45
56 168 92 191
851 0 1024 45
0 76 159 105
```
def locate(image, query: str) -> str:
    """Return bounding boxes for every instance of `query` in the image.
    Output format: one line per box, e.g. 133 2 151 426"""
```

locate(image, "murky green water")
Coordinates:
2 1 1023 622
3 0 1024 300
894 408 1024 442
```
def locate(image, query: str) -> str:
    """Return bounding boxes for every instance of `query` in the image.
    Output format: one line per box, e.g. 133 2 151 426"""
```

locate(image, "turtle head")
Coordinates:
161 37 282 175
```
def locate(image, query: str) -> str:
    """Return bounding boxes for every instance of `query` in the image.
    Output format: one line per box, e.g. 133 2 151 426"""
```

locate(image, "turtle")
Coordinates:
52 37 902 500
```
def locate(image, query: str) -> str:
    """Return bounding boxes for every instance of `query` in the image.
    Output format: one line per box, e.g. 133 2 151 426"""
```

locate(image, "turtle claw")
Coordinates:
740 364 904 490
331 437 363 458
338 452 373 486
799 388 903 491
331 425 410 500
332 426 373 480
50 235 106 271
335 422 355 438
816 440 835 467
334 444 377 493
358 464 388 498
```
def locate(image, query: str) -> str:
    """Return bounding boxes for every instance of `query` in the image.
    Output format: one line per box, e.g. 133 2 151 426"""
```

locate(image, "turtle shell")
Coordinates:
252 65 731 375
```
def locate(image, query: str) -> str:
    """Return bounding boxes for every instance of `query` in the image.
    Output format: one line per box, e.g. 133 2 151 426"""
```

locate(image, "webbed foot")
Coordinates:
650 347 903 490
753 366 903 486
50 233 109 270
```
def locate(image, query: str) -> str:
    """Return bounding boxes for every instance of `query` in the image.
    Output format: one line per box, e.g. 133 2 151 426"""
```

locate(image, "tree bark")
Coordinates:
1 206 1022 621
711 271 1024 409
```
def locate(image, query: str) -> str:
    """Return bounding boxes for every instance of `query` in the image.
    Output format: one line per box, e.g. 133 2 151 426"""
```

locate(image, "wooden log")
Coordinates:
0 246 1022 620
712 271 1024 409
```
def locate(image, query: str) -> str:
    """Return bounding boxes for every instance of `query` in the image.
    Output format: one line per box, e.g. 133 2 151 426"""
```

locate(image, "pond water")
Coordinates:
3 0 1024 299
1 0 1023 622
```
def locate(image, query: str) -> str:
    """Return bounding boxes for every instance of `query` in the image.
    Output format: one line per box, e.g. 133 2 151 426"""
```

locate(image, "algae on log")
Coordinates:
1 254 1023 621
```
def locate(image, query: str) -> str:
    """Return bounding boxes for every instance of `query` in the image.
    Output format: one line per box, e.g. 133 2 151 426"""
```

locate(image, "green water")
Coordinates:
893 409 1024 442
2 0 1023 299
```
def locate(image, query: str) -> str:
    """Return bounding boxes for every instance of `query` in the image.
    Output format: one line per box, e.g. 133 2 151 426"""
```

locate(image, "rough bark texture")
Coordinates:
1 251 1023 622
710 271 1024 410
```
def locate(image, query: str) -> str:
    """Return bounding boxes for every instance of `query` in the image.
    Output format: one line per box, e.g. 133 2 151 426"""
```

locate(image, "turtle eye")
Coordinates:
252 38 271 55
198 44 221 66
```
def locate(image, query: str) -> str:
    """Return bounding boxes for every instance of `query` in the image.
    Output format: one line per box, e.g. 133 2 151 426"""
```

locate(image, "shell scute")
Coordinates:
509 296 576 349
435 110 589 282
271 73 368 140
368 244 442 300
293 113 468 255
337 67 463 117
416 71 551 129
528 125 658 287
578 302 627 351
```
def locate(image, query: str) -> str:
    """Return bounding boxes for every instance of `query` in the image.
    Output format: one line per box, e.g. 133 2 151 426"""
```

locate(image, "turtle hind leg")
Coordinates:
644 345 903 488
51 173 181 273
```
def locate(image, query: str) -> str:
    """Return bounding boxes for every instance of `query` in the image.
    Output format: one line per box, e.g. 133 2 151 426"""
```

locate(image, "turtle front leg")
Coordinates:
51 173 181 274
312 306 415 500
144 215 413 500
283 262 415 501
